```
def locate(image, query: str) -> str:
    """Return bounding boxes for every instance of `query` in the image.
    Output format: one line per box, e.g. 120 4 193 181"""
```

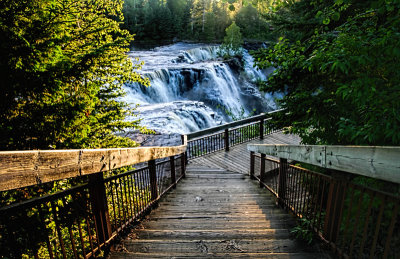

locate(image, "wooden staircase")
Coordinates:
110 167 331 258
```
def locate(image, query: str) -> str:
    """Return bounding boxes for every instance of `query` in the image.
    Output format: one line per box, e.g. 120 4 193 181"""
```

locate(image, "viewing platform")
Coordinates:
0 110 398 258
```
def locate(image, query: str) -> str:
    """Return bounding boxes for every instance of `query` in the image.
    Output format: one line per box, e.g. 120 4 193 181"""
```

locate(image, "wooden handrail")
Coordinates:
247 144 400 184
186 109 283 140
0 145 187 191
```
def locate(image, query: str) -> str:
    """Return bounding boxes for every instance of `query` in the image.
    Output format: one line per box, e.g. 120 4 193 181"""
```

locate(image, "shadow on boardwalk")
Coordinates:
109 132 333 258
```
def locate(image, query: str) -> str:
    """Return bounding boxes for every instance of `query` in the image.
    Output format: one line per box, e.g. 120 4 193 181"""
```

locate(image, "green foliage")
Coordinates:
221 21 244 55
290 218 314 244
253 0 400 145
122 0 276 45
0 0 150 150
235 4 273 40
218 104 256 122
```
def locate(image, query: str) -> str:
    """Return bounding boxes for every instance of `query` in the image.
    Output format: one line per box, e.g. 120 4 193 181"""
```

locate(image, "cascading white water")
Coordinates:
124 43 276 134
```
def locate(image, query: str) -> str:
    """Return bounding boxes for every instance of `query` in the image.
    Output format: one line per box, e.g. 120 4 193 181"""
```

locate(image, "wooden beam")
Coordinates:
247 144 400 184
0 145 186 191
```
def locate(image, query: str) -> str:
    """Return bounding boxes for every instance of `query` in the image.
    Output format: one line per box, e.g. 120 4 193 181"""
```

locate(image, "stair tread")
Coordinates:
110 165 330 258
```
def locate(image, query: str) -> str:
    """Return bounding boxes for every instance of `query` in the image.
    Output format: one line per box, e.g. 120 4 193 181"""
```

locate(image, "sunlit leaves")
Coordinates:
253 0 400 145
0 0 149 150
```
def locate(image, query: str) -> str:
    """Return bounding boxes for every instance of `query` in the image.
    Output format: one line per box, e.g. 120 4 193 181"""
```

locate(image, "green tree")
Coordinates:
213 0 231 41
0 0 150 150
253 0 400 145
191 0 211 37
167 0 187 37
203 12 217 42
235 4 271 40
222 21 244 55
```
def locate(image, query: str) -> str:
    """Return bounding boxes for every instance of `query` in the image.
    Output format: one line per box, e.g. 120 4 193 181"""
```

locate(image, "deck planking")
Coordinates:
109 132 331 258
188 132 301 174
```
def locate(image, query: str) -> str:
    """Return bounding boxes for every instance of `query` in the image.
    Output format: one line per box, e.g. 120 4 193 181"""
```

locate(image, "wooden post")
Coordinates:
170 156 176 188
88 172 112 245
260 118 264 140
148 160 158 202
250 151 255 179
323 173 347 243
260 153 266 187
278 158 288 207
181 153 186 178
181 135 188 163
225 128 229 151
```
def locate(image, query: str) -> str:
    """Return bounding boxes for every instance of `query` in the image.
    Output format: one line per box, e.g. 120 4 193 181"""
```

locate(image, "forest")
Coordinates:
1 0 398 150
122 0 276 46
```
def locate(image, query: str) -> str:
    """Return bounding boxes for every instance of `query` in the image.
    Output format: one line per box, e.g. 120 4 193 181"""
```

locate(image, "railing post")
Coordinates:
148 160 158 203
170 156 176 188
88 172 112 245
250 151 255 179
260 118 264 140
225 128 229 151
259 153 266 187
181 153 186 178
181 135 188 163
323 173 347 243
278 158 288 207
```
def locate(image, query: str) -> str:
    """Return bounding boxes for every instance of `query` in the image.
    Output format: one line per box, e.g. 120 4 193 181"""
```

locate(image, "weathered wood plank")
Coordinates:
111 166 330 258
0 145 186 191
122 239 318 254
134 229 291 240
188 132 300 175
247 144 400 184
139 220 296 230
111 252 330 259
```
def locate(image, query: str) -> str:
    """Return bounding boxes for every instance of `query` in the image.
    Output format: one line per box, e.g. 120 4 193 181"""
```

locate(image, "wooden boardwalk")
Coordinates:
188 131 301 174
110 132 331 258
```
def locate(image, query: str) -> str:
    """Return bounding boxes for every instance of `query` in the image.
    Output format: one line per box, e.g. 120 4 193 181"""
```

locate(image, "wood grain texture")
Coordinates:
0 145 186 191
0 132 292 191
248 144 400 184
188 132 301 174
109 166 331 258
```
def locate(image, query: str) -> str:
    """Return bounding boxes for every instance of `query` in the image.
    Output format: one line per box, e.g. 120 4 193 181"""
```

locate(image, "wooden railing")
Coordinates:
0 140 187 258
185 109 282 159
0 109 283 258
248 144 400 259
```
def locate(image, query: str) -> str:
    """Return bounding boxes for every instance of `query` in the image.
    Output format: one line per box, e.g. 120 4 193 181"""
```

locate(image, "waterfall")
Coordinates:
124 43 275 134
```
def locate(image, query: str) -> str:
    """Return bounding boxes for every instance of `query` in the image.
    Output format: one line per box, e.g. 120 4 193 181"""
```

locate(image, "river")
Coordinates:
123 43 278 142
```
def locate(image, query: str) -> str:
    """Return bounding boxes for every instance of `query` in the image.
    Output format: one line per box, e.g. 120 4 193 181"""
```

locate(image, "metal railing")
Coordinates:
249 145 400 258
186 109 282 159
0 151 185 258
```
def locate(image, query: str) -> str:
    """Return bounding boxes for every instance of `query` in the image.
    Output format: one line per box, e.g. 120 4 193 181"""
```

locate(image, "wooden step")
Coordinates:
134 229 291 240
167 193 275 198
121 239 326 254
185 174 246 179
150 208 288 216
110 251 331 259
148 213 292 221
109 156 330 258
159 200 276 205
138 219 296 230
185 170 240 173
156 203 277 209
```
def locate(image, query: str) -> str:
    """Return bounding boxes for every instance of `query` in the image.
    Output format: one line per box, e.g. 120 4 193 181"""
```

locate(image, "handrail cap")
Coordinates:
248 144 400 184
